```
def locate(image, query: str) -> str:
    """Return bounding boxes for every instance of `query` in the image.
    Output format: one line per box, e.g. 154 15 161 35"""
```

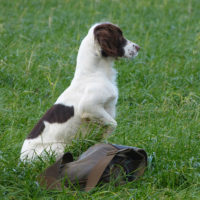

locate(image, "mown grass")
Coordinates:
0 0 200 199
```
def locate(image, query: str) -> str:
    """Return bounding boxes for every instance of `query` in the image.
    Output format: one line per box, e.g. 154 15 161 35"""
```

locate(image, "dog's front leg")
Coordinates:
78 98 117 129
78 87 118 137
81 105 117 128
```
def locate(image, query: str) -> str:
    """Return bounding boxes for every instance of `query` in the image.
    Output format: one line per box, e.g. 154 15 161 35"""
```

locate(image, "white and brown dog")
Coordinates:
20 22 140 161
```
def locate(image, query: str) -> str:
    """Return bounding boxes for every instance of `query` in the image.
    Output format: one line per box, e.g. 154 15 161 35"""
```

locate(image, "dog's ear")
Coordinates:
94 24 126 58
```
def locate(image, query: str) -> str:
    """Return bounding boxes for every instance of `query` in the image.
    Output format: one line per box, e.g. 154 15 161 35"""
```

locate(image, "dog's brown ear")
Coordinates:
94 24 126 58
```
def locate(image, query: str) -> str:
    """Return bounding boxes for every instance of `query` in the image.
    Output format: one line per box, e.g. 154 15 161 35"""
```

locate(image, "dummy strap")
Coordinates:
85 150 117 192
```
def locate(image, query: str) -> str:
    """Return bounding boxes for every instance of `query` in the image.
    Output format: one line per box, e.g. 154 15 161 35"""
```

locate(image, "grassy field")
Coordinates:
0 0 200 199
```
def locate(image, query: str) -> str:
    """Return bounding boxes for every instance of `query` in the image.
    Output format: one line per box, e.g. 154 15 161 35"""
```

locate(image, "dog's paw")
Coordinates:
102 121 117 138
111 119 117 128
104 119 117 128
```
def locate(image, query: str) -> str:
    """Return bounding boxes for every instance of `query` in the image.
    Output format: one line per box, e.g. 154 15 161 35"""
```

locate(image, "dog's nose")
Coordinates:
135 45 140 51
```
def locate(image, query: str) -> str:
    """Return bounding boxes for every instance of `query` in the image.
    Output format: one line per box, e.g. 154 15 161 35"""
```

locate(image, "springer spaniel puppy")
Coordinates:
20 22 140 162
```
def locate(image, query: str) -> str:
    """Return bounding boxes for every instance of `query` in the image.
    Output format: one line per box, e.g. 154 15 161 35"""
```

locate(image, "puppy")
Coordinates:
20 22 140 161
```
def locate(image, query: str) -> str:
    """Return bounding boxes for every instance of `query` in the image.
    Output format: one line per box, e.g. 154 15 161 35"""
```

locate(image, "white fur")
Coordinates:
20 23 139 162
124 40 139 58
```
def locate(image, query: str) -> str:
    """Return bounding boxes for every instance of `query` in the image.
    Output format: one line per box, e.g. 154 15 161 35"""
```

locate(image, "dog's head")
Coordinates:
93 23 140 59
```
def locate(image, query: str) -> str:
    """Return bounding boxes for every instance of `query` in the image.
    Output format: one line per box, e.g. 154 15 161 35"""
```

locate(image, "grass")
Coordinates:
0 0 200 199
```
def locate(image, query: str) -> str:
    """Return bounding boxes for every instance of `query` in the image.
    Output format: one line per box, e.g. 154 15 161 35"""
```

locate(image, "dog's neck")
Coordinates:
73 34 117 83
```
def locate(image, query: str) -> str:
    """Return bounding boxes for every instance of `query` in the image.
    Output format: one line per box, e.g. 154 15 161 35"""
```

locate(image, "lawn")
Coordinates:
0 0 200 199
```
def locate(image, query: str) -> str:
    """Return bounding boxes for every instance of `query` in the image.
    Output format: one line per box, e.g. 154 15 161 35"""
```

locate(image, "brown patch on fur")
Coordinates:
27 104 74 139
94 23 127 57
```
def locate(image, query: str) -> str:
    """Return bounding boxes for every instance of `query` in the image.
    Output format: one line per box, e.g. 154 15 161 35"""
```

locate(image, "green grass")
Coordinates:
0 0 200 199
